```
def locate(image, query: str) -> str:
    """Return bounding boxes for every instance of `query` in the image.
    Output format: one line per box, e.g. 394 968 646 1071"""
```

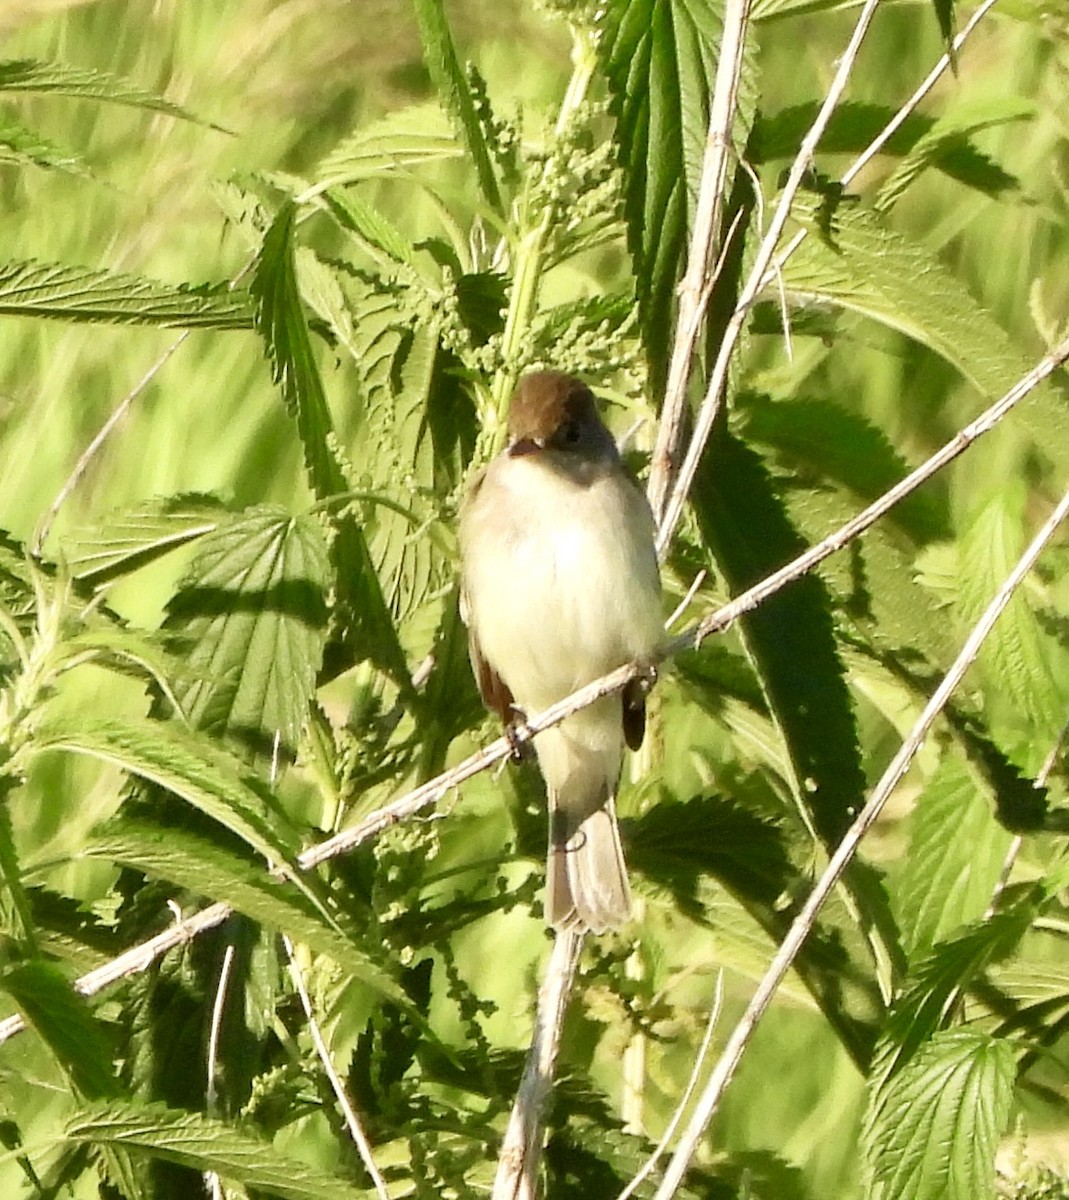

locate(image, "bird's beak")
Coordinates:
508 437 544 458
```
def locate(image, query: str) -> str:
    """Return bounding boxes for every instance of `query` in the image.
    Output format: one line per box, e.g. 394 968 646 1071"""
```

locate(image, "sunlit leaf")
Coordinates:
864 1030 1013 1200
896 759 1013 961
410 0 503 213
33 717 302 869
163 506 329 755
0 961 119 1099
89 820 405 1005
0 58 226 130
251 202 410 685
64 1102 377 1200
66 495 228 584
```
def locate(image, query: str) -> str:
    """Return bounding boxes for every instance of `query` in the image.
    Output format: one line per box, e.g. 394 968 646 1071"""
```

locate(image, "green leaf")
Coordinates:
66 495 229 584
250 202 410 686
0 58 226 130
957 486 1065 740
409 0 503 214
89 820 405 1006
0 259 252 328
163 506 330 755
0 110 88 176
895 759 1013 961
314 101 461 189
864 1030 1014 1200
0 960 119 1100
692 425 866 846
875 96 1031 211
602 0 751 389
783 196 1069 468
33 717 302 870
872 905 1033 1091
63 1102 378 1200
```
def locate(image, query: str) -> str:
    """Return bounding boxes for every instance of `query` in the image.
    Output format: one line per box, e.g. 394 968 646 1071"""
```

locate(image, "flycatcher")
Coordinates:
459 371 663 933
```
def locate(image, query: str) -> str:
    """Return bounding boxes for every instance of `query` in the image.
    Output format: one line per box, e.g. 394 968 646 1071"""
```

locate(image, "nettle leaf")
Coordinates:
251 202 409 685
691 425 866 846
163 506 329 755
895 759 1013 962
89 820 405 1006
321 189 418 269
782 195 1069 481
602 0 754 389
957 487 1065 741
863 1030 1014 1200
314 101 461 190
0 960 119 1100
66 494 229 585
33 717 302 870
0 259 252 328
875 95 1031 211
737 392 949 544
410 0 503 214
63 1102 376 1200
0 109 87 176
872 905 1033 1093
0 58 226 130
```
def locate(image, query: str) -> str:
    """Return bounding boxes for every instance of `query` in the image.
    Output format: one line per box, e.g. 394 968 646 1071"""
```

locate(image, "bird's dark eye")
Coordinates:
561 421 582 445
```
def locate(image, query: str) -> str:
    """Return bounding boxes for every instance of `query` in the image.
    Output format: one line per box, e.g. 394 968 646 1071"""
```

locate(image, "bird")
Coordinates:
458 370 663 933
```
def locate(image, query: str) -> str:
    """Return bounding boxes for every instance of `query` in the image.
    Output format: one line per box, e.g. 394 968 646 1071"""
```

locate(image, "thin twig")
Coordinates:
656 0 882 553
32 332 189 556
492 929 584 1200
617 971 724 1200
651 483 1069 1199
283 933 390 1200
647 0 754 523
205 941 236 1200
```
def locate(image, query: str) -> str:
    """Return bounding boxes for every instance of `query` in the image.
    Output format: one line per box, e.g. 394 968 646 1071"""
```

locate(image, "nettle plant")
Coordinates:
0 1 1068 1198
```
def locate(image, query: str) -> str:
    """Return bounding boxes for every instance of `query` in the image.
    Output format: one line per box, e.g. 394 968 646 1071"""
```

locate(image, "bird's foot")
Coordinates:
505 711 535 762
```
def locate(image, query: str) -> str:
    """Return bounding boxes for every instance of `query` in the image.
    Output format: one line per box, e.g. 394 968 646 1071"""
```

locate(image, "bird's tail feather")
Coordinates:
546 791 631 934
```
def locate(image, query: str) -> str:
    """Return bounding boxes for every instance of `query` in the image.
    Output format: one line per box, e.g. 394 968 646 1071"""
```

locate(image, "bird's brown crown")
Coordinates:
507 371 599 445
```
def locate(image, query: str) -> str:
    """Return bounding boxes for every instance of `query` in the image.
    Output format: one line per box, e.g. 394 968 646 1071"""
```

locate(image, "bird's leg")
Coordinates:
505 707 535 762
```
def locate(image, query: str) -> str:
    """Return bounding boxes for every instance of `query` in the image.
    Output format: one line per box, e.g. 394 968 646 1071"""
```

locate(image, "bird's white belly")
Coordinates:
463 457 661 713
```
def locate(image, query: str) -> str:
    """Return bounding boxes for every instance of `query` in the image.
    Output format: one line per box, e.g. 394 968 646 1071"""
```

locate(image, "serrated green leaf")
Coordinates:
314 101 461 189
321 190 417 269
957 487 1065 741
0 109 88 176
692 426 866 845
0 260 252 328
601 0 737 390
872 905 1033 1092
0 58 226 130
252 204 409 686
410 0 502 214
738 391 949 544
875 95 1031 211
896 759 1013 961
63 1102 377 1200
0 960 119 1100
782 197 1069 479
66 495 229 584
88 820 405 1006
162 506 329 755
32 717 301 869
864 1030 1014 1200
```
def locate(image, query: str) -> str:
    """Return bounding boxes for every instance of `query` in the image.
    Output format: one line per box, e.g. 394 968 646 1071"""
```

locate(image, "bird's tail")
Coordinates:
545 786 632 934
